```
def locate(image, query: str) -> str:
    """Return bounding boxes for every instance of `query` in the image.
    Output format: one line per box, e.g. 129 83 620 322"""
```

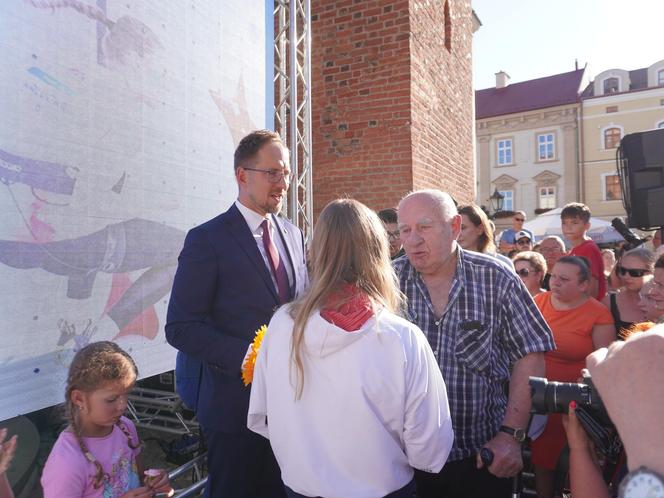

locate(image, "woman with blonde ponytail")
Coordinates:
248 199 453 498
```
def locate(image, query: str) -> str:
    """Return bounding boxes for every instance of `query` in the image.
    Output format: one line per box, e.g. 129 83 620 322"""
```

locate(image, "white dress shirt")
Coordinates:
235 200 294 291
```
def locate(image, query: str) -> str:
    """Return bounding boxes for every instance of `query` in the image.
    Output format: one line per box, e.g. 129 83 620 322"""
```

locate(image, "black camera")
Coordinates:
529 374 622 461
529 373 609 425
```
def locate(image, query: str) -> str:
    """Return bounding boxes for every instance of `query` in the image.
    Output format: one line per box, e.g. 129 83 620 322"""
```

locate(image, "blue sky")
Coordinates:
472 0 664 90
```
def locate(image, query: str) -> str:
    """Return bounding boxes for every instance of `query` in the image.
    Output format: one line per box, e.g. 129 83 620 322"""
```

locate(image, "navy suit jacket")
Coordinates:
166 204 307 432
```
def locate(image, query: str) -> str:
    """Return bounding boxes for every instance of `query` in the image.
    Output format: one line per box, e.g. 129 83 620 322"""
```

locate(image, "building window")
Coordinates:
604 127 622 149
603 77 619 94
537 133 555 161
606 106 618 113
538 186 556 209
497 139 513 165
498 190 514 211
604 174 622 201
658 69 664 86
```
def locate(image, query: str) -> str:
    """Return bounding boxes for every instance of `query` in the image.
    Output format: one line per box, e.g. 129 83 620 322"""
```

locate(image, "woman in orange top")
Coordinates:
531 256 615 498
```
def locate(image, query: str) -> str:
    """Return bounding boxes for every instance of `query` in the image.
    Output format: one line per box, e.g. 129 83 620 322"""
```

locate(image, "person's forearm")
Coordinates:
568 448 610 498
0 474 14 498
503 353 545 428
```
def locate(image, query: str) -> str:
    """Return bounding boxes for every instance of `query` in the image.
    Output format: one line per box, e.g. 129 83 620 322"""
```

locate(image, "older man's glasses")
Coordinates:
617 266 651 278
243 167 292 184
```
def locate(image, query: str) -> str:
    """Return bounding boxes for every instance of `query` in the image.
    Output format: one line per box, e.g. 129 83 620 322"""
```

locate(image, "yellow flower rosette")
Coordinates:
241 325 267 386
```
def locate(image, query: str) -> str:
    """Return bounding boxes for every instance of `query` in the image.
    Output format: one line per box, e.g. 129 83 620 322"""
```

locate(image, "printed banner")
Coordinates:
0 0 270 420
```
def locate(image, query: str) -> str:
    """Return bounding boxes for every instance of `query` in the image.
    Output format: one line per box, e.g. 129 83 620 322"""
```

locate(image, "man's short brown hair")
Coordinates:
234 130 284 171
377 208 398 225
561 202 591 223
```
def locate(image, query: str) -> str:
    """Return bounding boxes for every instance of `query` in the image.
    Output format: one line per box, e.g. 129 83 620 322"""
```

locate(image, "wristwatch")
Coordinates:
499 425 526 443
618 466 664 498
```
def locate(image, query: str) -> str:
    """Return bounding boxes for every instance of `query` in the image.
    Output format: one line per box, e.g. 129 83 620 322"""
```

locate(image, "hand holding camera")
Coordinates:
586 328 664 476
532 326 664 497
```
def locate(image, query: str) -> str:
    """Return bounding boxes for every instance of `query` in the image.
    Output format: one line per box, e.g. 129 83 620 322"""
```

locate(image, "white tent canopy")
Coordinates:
523 208 625 245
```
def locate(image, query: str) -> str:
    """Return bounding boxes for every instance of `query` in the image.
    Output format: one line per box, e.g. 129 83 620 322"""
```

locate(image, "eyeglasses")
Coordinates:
514 218 525 222
516 239 531 245
617 266 651 278
242 167 292 184
516 268 532 277
387 230 400 241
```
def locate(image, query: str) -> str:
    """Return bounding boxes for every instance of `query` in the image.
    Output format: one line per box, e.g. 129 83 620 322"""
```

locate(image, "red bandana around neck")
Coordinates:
320 283 375 332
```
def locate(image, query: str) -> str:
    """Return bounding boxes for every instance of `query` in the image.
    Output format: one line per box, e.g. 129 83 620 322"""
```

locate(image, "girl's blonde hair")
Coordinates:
289 199 404 398
65 341 139 488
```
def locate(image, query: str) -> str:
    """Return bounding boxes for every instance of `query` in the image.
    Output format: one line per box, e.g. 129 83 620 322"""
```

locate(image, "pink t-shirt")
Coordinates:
41 416 142 498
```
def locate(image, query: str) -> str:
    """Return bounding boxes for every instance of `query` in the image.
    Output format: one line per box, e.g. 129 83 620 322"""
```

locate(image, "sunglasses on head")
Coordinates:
516 268 532 277
617 266 651 278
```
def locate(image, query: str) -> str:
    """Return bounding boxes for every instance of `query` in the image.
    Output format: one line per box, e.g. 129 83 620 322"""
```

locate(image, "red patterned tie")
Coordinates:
261 219 291 304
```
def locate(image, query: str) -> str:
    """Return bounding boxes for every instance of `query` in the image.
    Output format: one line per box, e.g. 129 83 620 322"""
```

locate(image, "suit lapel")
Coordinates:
224 205 279 304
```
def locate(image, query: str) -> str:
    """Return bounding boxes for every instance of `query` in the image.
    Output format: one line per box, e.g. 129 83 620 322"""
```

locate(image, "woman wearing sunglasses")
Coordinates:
601 247 654 336
530 256 615 498
512 251 547 297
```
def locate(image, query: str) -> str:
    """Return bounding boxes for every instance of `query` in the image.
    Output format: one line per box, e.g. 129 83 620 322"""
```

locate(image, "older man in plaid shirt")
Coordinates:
395 190 555 498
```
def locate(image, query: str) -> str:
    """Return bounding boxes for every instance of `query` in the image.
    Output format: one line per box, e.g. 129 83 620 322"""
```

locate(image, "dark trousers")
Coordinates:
415 457 512 498
202 427 286 498
285 478 416 498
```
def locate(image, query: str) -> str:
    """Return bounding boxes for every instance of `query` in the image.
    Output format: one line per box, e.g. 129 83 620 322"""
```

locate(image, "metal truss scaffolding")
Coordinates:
274 0 313 242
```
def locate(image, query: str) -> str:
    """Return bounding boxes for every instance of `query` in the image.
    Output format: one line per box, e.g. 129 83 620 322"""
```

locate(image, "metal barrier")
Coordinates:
127 386 199 435
169 453 207 497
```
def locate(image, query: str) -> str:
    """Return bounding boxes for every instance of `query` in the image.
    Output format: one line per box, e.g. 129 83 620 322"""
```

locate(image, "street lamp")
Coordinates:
489 188 504 218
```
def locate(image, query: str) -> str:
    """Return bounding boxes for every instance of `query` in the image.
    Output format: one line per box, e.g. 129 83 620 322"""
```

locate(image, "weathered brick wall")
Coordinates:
310 0 475 215
409 0 475 203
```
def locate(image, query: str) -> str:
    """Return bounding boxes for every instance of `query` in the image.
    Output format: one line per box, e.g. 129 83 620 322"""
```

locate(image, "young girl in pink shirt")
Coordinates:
41 341 172 497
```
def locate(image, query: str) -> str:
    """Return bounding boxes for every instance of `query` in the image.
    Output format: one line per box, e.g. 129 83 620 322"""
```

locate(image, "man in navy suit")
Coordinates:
166 130 308 497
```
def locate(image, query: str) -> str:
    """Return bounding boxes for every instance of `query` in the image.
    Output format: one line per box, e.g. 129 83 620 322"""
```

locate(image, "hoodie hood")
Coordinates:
304 310 381 358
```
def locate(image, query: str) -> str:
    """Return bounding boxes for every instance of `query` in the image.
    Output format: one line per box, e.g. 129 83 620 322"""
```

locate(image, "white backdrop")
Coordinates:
0 0 270 420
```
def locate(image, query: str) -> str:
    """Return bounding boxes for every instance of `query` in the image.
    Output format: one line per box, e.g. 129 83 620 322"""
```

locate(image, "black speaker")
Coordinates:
617 128 664 229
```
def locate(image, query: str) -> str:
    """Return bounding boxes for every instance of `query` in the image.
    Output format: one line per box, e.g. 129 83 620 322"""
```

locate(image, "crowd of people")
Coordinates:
2 130 663 498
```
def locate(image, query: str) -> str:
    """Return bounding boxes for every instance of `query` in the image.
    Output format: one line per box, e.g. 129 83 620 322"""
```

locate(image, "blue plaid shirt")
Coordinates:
394 248 554 461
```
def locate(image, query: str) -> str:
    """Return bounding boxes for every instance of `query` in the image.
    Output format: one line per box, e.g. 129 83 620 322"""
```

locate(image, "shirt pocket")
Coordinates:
454 319 493 378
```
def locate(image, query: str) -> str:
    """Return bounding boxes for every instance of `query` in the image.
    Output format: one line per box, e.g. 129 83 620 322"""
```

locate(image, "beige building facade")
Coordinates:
475 69 585 230
580 59 664 221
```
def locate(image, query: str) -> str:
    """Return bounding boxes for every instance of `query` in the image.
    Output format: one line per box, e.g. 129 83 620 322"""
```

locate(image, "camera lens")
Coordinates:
530 377 592 414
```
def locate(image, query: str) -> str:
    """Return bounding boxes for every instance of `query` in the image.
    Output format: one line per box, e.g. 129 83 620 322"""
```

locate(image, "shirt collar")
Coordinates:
235 199 269 234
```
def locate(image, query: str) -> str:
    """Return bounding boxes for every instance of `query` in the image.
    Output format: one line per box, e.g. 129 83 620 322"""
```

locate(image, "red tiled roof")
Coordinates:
475 68 585 119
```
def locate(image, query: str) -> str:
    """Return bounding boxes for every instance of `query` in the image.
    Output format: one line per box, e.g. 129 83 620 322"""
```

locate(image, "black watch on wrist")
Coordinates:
499 425 526 443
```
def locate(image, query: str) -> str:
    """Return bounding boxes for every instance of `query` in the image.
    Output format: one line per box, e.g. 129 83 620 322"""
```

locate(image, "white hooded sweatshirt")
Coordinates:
248 306 453 498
